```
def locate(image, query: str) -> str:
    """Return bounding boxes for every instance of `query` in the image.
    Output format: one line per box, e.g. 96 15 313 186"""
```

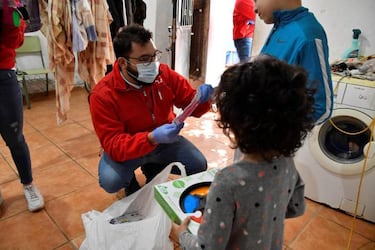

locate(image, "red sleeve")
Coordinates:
162 65 211 118
2 9 26 49
235 0 256 20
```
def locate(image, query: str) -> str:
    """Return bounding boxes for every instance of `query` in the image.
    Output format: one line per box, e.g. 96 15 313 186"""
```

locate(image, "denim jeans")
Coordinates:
0 69 33 184
234 37 253 63
98 136 207 193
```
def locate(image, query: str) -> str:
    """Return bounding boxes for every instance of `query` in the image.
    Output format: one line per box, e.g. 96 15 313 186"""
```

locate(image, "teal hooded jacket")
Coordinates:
261 7 333 124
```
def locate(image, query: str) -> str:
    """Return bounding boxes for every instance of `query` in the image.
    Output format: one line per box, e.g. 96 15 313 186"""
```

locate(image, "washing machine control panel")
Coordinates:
343 84 375 111
332 76 375 112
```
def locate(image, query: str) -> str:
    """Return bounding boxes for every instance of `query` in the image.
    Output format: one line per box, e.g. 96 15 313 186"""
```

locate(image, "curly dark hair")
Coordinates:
215 55 315 161
113 24 152 58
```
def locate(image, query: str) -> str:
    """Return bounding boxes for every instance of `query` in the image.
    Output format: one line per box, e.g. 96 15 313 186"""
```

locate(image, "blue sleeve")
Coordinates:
298 39 333 124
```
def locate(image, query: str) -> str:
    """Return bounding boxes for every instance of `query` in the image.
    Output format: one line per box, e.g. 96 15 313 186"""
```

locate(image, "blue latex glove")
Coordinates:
153 122 184 144
198 84 214 103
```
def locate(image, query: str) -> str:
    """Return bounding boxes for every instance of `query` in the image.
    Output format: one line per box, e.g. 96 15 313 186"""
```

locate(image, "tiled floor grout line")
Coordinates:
42 208 73 248
25 118 100 179
0 152 19 184
64 120 102 180
21 111 108 247
42 183 99 248
287 203 322 248
0 207 27 222
328 212 374 242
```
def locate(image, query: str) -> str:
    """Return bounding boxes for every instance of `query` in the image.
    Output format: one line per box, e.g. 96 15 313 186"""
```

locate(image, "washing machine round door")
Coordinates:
309 108 375 175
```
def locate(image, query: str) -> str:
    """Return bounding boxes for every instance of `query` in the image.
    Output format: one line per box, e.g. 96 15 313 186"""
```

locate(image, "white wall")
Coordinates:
252 0 375 62
143 0 173 65
175 26 192 78
205 0 236 86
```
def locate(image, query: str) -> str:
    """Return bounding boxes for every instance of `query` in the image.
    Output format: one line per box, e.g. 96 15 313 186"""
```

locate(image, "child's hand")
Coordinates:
170 216 191 243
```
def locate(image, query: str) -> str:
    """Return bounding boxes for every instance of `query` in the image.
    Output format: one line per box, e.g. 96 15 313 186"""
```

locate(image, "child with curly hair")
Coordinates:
170 55 315 250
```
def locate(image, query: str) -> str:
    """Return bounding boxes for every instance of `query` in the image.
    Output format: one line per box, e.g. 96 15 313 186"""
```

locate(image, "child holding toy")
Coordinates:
170 55 315 249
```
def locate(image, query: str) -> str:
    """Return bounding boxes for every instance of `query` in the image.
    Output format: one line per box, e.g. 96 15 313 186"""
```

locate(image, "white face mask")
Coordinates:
132 61 160 84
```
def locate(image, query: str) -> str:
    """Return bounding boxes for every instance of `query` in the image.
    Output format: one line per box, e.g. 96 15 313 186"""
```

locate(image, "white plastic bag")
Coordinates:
80 162 186 250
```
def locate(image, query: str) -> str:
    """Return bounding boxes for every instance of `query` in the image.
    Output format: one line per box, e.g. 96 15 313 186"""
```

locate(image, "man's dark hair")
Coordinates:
215 55 315 161
113 24 152 58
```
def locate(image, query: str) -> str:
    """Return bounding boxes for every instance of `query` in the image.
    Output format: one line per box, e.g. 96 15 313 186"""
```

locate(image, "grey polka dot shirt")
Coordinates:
179 157 305 250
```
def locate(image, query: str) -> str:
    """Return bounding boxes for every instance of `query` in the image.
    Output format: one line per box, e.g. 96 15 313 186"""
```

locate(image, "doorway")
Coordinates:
189 0 210 82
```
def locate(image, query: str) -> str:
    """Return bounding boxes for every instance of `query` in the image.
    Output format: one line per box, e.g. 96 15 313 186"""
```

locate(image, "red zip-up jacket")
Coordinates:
233 0 255 40
0 1 25 69
89 61 211 162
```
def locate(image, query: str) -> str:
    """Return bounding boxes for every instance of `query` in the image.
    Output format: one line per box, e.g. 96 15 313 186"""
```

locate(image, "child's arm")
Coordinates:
170 216 190 243
177 172 234 249
285 173 306 218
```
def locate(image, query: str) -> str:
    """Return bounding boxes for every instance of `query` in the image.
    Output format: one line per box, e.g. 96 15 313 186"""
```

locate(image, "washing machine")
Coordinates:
294 75 375 223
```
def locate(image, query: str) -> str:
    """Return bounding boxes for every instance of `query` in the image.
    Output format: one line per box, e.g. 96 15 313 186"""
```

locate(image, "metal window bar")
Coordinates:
178 0 193 26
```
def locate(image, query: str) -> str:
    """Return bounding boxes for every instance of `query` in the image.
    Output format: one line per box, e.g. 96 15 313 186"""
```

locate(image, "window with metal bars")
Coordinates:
178 0 193 26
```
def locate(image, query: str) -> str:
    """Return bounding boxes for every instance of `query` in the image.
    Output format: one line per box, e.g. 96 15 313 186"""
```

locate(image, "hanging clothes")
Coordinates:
106 0 125 38
47 0 75 124
45 0 114 124
37 0 48 37
77 0 115 90
71 0 97 53
133 0 146 26
124 0 133 25
22 0 42 32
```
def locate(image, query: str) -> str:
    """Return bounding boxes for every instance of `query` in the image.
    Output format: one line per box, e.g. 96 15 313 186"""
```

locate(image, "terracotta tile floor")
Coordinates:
0 87 374 249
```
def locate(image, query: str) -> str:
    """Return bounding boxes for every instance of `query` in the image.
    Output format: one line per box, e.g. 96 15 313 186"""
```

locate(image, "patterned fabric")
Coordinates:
46 0 114 124
47 0 75 124
72 0 97 53
78 0 114 90
179 158 306 250
37 0 48 36
54 63 75 124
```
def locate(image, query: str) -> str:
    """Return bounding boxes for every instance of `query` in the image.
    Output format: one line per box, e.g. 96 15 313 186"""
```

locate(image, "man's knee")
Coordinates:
98 170 128 193
99 178 122 194
181 155 207 176
191 156 208 174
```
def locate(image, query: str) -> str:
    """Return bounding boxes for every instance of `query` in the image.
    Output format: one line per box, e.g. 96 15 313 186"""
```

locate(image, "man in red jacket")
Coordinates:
0 0 44 212
89 24 214 195
233 0 256 63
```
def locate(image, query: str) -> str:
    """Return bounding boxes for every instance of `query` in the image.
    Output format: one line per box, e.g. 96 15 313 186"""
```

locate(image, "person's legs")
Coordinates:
98 152 142 193
234 37 252 63
0 70 33 185
98 136 207 193
143 136 207 178
141 162 166 184
0 70 44 212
